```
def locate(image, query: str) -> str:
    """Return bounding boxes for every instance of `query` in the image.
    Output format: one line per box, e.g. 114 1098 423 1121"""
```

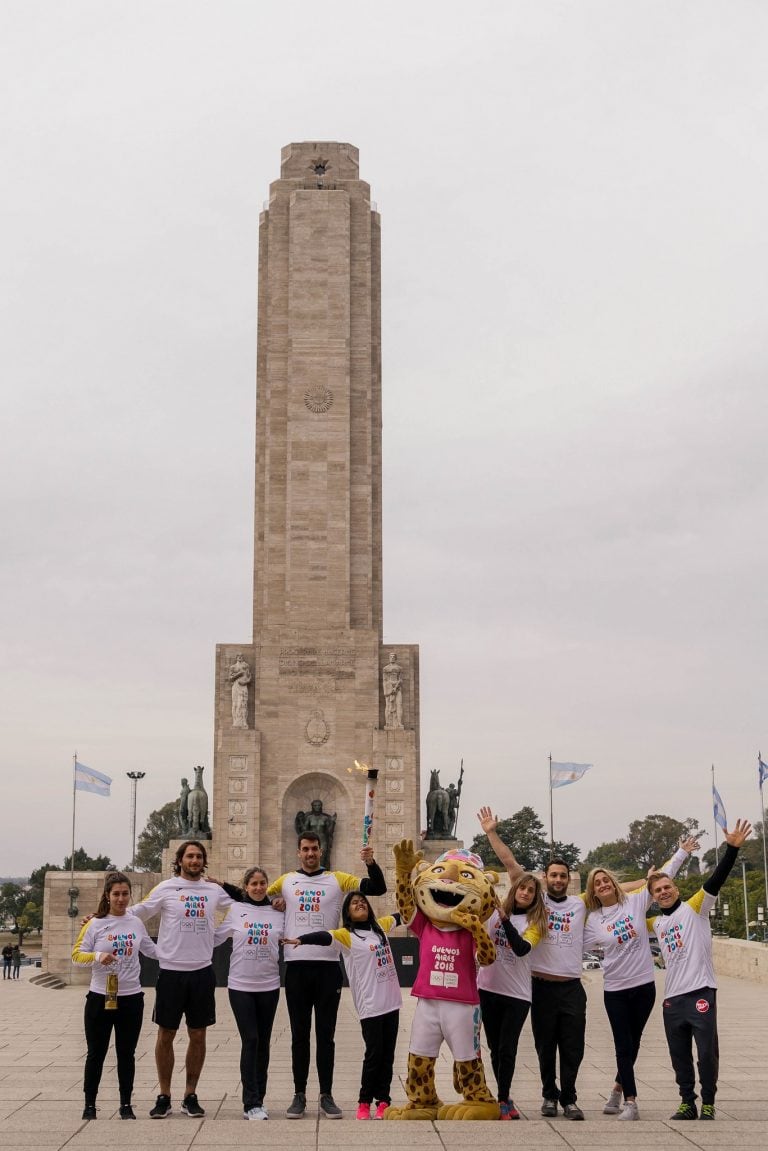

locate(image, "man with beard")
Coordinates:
132 840 232 1119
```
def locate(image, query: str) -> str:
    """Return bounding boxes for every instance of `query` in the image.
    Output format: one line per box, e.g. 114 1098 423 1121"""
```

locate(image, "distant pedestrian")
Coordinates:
2 944 12 979
11 945 21 979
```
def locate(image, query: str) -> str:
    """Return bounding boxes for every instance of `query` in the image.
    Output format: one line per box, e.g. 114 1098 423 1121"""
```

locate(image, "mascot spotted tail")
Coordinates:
384 840 500 1120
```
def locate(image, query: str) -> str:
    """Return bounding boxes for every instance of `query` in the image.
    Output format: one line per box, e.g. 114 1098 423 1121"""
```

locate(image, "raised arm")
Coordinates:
476 806 523 881
703 819 752 896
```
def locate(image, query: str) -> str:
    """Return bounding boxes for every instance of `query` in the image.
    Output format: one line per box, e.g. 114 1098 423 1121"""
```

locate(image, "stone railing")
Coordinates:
713 936 768 984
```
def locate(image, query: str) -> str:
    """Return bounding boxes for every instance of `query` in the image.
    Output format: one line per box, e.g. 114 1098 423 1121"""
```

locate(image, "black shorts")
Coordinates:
152 966 216 1031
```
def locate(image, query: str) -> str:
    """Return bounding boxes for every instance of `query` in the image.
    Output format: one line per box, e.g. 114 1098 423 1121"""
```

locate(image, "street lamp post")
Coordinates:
126 772 146 873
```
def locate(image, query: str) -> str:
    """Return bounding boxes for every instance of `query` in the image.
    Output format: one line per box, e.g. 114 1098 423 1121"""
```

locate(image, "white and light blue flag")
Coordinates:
75 761 111 797
550 762 592 789
712 783 727 831
759 756 768 789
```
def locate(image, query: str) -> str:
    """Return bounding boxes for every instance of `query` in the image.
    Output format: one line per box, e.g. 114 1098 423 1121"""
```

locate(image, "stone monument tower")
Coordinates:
210 143 420 893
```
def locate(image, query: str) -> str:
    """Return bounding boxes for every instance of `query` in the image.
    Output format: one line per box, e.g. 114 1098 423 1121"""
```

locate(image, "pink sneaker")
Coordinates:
373 1101 389 1119
356 1103 372 1120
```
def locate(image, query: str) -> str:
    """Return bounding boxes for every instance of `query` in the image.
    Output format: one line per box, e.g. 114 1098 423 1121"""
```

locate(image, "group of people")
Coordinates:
477 806 752 1122
2 943 22 979
72 833 390 1121
71 804 752 1123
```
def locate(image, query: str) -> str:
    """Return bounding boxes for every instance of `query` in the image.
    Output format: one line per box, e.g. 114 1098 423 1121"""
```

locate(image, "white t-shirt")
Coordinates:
215 903 284 992
330 916 402 1019
269 870 364 963
477 911 542 1002
132 877 232 971
584 848 689 992
648 888 717 998
72 913 157 995
533 894 587 978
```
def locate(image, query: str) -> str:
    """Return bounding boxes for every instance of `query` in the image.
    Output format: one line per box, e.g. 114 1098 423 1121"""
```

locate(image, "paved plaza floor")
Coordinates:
1 967 767 1149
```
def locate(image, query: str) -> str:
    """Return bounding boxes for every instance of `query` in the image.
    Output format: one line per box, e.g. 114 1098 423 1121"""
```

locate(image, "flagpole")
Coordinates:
70 752 78 980
760 752 768 920
548 754 554 858
711 764 719 866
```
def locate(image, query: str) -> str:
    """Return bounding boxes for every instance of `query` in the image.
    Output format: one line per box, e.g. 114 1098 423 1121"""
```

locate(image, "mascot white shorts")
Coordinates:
410 999 482 1062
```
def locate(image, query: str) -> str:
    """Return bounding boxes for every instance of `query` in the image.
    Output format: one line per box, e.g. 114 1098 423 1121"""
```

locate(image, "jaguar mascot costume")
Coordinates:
384 840 500 1120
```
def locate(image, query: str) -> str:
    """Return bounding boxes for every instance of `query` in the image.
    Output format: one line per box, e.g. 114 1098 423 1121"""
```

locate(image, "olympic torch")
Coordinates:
351 760 379 847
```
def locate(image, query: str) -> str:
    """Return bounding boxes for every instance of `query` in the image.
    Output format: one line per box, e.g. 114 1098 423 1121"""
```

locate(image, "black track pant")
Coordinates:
284 961 343 1095
228 988 280 1109
83 991 144 1105
603 980 656 1099
359 1009 399 1104
531 977 586 1106
479 989 530 1102
662 986 719 1105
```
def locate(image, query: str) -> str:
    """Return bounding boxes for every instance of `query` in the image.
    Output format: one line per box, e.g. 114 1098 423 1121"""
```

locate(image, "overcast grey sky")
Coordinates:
2 1 767 876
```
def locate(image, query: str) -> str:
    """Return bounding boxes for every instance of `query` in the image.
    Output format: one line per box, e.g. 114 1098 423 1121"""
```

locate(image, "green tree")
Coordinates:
470 806 581 871
27 862 60 909
63 848 116 872
134 800 178 872
0 883 31 944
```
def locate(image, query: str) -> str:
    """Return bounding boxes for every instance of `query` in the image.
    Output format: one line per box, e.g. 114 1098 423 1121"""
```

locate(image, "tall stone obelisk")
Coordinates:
210 143 420 893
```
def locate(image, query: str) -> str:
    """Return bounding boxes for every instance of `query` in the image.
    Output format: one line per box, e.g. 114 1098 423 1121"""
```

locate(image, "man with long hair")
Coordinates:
132 839 232 1119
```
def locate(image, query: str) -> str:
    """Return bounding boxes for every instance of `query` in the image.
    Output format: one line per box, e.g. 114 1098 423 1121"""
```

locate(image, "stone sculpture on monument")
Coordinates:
294 799 337 869
227 653 251 728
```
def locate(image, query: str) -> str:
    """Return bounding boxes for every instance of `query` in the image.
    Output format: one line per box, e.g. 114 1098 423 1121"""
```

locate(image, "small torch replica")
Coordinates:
352 760 379 847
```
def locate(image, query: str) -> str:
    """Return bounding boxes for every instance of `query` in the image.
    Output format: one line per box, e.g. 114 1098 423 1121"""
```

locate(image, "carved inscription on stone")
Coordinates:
229 756 247 772
304 708 330 746
229 777 247 795
229 800 246 818
228 822 247 840
386 778 404 793
386 801 404 816
279 647 355 693
386 757 404 772
228 846 246 862
385 822 405 840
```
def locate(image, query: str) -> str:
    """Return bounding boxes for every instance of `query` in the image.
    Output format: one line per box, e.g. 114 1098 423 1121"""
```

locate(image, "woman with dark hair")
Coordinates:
214 867 284 1120
285 891 402 1119
72 872 157 1120
478 872 547 1119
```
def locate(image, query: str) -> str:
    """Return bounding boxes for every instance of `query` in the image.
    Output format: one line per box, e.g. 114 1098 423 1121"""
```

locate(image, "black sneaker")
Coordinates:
670 1101 698 1120
320 1093 342 1119
700 1104 716 1120
286 1092 306 1119
150 1094 172 1118
81 1104 97 1120
563 1103 584 1120
119 1104 136 1119
181 1093 205 1117
540 1099 558 1117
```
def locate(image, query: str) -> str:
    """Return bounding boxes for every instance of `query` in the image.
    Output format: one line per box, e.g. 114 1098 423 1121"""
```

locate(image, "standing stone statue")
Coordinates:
382 650 404 729
178 777 191 836
187 764 211 839
425 764 463 840
228 653 252 728
295 798 337 869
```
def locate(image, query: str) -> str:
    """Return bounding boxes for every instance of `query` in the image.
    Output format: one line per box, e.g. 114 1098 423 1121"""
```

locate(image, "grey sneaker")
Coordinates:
603 1089 622 1115
286 1092 306 1119
320 1093 342 1119
563 1103 585 1120
618 1101 639 1121
244 1105 268 1120
541 1099 558 1117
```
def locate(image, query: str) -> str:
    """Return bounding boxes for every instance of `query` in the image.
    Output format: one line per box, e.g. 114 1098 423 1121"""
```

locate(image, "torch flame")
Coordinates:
347 760 370 775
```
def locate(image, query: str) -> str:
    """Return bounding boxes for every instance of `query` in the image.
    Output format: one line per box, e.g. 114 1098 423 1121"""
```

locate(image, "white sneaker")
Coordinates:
603 1089 622 1115
244 1106 268 1120
618 1101 639 1121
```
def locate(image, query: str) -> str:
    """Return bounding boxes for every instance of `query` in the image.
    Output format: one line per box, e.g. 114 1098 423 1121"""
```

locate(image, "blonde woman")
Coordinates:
583 839 694 1121
478 872 548 1119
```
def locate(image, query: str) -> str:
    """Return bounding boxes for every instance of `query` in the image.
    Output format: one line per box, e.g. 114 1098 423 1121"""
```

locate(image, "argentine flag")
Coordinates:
75 761 112 797
712 783 727 832
550 762 592 789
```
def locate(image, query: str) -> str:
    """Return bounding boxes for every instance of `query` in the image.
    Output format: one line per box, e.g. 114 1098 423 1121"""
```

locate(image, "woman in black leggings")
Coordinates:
215 867 284 1120
72 872 157 1119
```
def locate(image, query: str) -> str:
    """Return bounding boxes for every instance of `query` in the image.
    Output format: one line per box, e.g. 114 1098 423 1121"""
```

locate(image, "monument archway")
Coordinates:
282 771 352 875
